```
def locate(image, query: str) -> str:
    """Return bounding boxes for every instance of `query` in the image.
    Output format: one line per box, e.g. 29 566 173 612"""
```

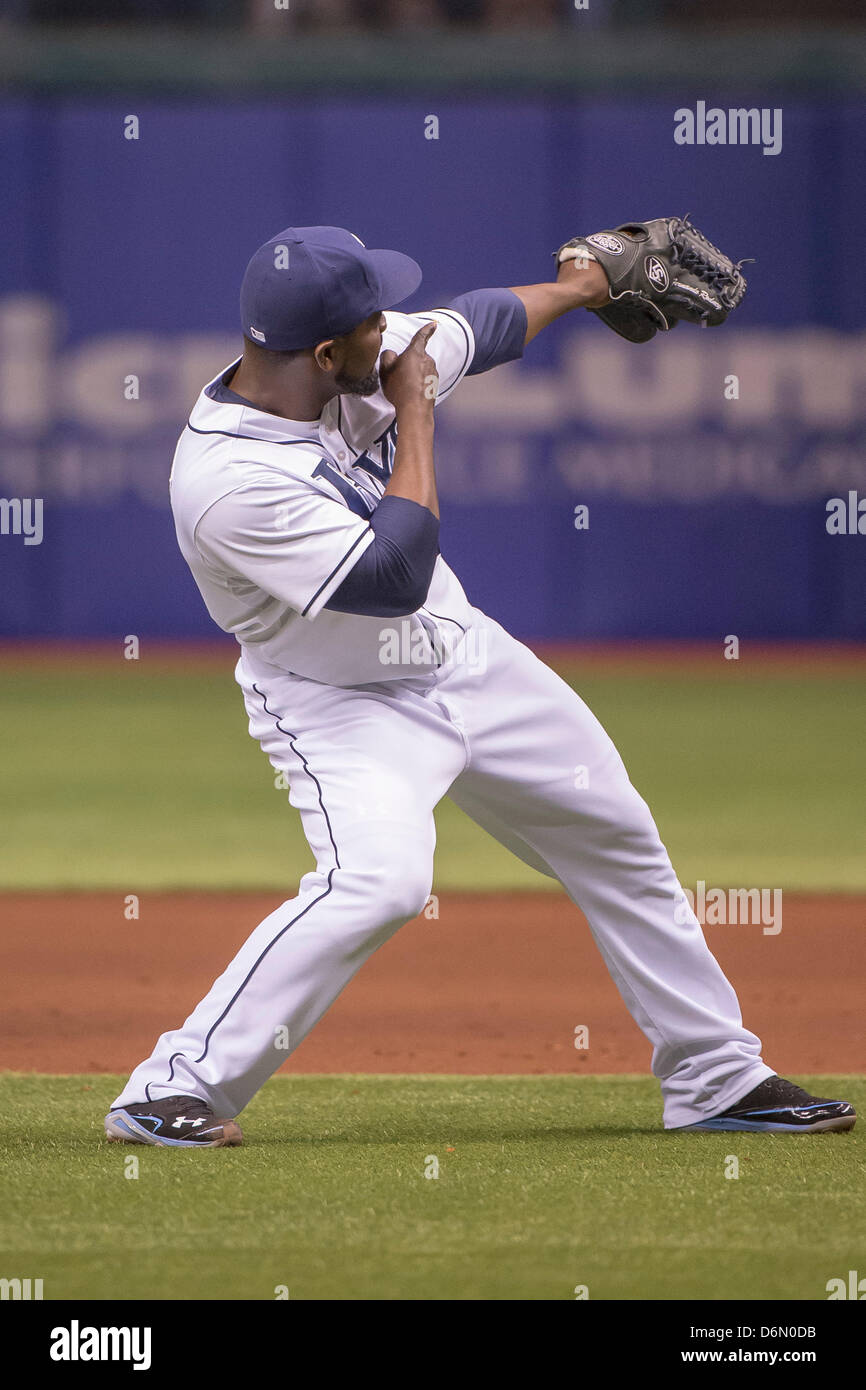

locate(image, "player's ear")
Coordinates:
313 338 339 373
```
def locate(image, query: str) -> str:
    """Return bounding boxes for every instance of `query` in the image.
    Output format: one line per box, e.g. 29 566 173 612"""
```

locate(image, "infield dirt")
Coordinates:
0 890 861 1077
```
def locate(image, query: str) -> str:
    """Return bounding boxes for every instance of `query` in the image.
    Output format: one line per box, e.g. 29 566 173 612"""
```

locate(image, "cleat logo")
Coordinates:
172 1116 206 1129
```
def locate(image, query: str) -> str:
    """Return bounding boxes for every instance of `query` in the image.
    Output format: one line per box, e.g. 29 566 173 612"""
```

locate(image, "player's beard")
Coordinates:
334 365 380 397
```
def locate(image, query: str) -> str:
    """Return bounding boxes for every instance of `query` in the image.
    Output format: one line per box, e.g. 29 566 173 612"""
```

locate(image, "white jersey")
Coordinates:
169 308 477 686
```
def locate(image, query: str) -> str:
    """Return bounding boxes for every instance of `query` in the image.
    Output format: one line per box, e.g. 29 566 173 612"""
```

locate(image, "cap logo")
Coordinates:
249 325 266 343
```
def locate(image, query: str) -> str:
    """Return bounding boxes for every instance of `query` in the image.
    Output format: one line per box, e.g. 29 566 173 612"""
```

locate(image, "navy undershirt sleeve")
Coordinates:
324 494 440 618
444 288 527 375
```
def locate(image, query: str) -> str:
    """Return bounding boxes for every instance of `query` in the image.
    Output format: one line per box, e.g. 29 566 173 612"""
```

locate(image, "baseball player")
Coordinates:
106 222 855 1146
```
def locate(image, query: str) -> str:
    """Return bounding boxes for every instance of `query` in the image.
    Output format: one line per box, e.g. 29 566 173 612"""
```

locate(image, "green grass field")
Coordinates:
1 1074 863 1302
1 658 865 891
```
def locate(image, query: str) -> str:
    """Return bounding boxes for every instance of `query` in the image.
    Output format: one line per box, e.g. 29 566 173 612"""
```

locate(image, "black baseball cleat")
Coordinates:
678 1075 856 1134
104 1095 243 1147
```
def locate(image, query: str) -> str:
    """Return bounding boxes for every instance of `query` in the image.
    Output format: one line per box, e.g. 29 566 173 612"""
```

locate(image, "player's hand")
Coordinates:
556 255 610 309
379 322 438 415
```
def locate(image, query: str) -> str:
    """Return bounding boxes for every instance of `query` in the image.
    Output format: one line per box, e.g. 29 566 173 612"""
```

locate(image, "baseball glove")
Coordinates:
555 216 749 343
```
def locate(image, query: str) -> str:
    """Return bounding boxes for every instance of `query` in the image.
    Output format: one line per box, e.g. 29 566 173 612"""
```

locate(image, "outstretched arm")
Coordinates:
442 256 610 378
510 255 610 345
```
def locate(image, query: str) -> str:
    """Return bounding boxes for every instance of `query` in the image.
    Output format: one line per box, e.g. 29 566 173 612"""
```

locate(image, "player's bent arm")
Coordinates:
325 494 438 618
327 321 441 617
382 402 437 516
379 321 439 517
192 476 438 622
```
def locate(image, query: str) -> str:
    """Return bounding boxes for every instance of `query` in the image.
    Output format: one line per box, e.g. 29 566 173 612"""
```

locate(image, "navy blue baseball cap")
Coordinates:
240 225 422 351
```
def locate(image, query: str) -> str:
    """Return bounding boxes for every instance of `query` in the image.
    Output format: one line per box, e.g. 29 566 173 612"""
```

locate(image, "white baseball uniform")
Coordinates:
113 306 772 1129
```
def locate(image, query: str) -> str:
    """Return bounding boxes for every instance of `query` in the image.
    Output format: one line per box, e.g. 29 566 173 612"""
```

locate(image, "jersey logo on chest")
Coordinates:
352 422 397 484
313 423 398 518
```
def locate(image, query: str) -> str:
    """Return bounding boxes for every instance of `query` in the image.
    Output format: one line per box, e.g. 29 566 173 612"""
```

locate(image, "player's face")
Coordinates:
332 312 387 397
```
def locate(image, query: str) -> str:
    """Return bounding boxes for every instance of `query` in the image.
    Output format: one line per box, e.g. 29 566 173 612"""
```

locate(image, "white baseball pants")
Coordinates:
114 614 772 1128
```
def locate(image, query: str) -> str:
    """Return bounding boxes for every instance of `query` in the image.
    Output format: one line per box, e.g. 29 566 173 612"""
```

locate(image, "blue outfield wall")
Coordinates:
0 96 865 640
